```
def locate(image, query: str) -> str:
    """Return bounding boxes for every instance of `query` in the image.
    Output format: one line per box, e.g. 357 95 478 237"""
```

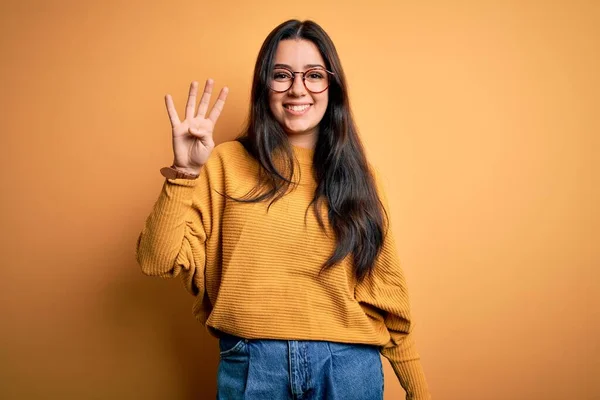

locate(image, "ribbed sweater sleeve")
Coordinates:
354 170 431 399
135 155 223 296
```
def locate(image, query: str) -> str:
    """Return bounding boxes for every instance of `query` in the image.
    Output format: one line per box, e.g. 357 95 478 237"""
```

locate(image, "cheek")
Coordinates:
269 96 287 123
315 95 329 116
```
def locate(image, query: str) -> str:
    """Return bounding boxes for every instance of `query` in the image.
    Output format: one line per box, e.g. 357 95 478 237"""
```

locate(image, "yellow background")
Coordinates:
0 0 597 399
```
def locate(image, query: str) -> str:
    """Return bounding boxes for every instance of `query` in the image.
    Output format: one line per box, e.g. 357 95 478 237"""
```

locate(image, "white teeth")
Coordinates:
285 104 310 112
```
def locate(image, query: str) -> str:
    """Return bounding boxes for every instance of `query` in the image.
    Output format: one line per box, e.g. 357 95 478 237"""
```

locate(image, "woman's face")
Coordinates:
268 39 329 142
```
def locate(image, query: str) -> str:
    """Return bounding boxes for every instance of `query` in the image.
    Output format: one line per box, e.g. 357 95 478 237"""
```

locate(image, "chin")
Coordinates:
284 123 316 135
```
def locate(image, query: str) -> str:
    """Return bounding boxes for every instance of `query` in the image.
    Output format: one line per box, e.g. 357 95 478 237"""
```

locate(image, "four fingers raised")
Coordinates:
164 79 229 128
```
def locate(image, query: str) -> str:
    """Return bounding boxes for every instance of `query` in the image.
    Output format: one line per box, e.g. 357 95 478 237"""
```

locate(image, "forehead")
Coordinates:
272 39 325 68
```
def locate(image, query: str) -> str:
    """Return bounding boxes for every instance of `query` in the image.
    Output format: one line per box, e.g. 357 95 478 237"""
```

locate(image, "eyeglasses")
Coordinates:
268 67 335 94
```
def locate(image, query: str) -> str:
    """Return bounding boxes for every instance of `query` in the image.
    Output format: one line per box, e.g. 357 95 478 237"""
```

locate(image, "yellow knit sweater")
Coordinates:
136 141 430 399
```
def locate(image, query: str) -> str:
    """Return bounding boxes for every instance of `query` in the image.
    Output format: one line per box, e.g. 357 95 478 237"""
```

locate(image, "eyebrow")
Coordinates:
273 63 326 69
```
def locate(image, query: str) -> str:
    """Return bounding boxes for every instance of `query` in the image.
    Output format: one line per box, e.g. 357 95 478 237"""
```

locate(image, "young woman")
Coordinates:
136 19 430 400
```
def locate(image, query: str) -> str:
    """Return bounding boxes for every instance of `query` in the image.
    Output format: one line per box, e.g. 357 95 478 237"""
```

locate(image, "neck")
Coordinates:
286 130 317 150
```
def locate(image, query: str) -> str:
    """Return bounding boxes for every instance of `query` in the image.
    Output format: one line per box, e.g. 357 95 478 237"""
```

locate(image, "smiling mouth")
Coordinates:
284 104 312 112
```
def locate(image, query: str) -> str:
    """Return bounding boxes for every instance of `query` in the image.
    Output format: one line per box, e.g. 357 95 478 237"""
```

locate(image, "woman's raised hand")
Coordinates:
165 79 229 174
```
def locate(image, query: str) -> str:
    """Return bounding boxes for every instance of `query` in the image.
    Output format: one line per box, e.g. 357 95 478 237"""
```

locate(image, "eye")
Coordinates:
307 70 325 80
272 70 292 81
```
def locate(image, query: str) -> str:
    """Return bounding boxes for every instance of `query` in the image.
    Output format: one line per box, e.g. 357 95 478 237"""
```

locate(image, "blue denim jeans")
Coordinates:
217 332 384 399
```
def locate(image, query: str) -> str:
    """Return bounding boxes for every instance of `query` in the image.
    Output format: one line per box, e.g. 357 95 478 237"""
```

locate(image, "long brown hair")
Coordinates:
235 19 388 282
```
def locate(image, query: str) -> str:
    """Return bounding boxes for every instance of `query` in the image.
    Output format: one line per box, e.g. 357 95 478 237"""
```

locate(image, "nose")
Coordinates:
289 73 306 96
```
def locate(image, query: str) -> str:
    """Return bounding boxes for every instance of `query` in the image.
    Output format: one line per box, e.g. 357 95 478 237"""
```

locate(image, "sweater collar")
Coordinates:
291 144 314 165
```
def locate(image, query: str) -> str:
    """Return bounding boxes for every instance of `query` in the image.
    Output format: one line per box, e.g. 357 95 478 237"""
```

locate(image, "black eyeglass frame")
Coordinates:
268 67 336 94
